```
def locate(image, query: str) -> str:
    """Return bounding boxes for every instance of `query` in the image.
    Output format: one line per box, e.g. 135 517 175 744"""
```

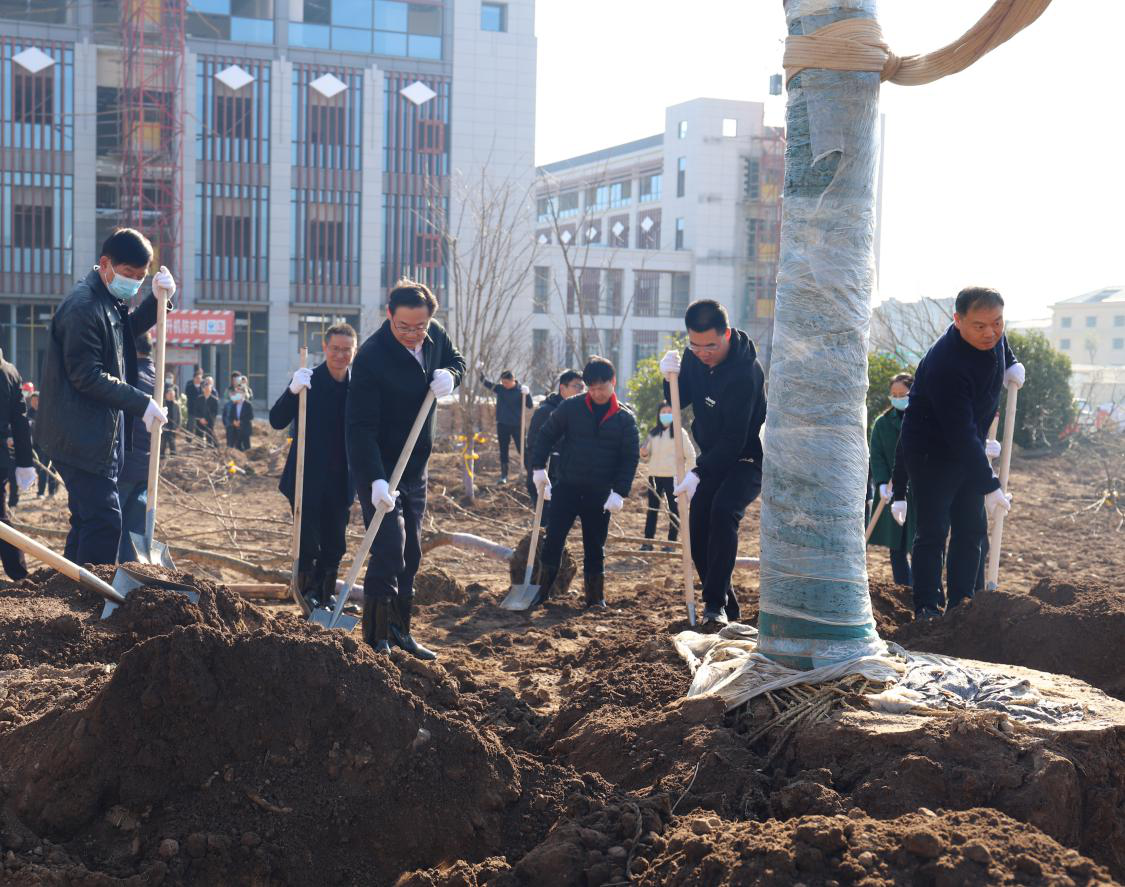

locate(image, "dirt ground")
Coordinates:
1 423 1122 886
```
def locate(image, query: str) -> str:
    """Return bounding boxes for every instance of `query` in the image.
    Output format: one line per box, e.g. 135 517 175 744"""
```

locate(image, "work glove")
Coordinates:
1004 362 1026 390
659 350 681 380
878 482 893 503
891 501 908 526
520 384 530 395
533 468 552 501
985 488 1012 517
142 399 169 433
673 470 699 502
288 366 313 395
603 491 624 514
153 265 176 303
15 466 36 492
430 368 455 398
985 439 1002 460
371 479 398 511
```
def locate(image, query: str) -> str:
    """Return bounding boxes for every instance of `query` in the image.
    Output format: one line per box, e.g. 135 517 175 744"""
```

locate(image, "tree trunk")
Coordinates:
757 0 883 669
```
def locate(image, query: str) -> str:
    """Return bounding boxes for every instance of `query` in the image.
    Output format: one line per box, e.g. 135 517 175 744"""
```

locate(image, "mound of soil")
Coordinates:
0 621 522 885
868 578 915 635
509 532 577 597
413 566 467 605
892 579 1125 700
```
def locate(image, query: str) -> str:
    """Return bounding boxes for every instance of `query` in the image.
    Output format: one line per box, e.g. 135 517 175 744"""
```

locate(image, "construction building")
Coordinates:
0 0 536 406
531 97 783 390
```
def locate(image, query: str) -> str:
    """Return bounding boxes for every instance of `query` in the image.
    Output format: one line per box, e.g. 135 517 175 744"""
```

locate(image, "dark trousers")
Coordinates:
540 483 611 576
117 479 148 563
0 476 28 580
889 548 912 587
496 422 520 474
294 480 351 579
644 476 680 542
36 459 59 497
161 431 177 456
55 462 123 566
6 467 17 507
906 453 987 614
691 460 762 616
361 475 426 601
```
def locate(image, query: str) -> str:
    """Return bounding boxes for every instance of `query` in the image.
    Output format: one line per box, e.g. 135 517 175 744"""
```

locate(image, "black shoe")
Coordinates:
389 596 438 661
528 562 560 610
724 589 741 623
297 570 320 609
363 597 393 654
498 474 509 485
583 573 606 609
639 543 653 552
313 570 339 611
914 606 942 622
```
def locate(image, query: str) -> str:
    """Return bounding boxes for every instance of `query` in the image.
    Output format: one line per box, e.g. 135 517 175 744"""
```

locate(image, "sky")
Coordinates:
534 1 1125 321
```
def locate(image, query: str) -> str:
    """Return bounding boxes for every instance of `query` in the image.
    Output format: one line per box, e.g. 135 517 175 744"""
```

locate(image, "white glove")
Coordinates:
985 439 1002 460
659 350 681 379
603 491 624 514
520 384 530 395
153 265 176 301
891 501 908 526
15 466 36 492
985 488 1012 517
142 399 168 433
288 366 313 395
430 368 455 398
1004 362 1025 390
371 479 398 511
533 468 551 501
878 483 892 503
673 470 699 501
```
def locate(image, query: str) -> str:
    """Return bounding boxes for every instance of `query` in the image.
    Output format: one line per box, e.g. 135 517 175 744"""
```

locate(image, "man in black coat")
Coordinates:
117 333 155 563
36 229 174 565
531 357 639 610
895 286 1024 620
185 367 203 413
189 377 220 446
222 387 255 450
660 300 767 625
524 369 584 521
480 369 533 484
347 280 465 659
270 323 358 608
0 349 36 580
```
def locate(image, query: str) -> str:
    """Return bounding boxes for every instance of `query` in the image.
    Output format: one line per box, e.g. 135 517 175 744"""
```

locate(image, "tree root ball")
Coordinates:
413 567 467 605
509 532 577 596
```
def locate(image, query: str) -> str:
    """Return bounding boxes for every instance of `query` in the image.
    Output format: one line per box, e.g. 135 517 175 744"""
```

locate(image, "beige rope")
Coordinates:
783 0 1053 87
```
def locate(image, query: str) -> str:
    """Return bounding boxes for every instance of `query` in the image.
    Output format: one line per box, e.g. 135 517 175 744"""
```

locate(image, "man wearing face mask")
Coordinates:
36 228 174 565
222 385 255 450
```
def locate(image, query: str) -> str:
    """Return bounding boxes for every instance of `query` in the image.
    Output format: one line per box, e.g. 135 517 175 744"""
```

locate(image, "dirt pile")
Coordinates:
892 578 1125 700
413 566 468 604
509 531 578 596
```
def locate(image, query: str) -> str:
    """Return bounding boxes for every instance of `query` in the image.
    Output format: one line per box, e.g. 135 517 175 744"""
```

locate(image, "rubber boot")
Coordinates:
528 562 560 610
362 596 393 654
583 573 606 609
298 570 320 608
318 571 338 611
389 596 438 661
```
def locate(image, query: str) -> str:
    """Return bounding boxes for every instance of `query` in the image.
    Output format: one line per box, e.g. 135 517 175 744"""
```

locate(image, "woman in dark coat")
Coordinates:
868 372 917 586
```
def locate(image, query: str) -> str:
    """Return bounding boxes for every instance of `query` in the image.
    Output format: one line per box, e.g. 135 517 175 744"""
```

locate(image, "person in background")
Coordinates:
26 391 57 498
222 385 255 451
190 376 219 446
868 373 917 587
161 384 181 456
524 369 584 523
640 402 696 552
185 367 203 413
479 368 532 484
0 348 36 579
117 333 156 563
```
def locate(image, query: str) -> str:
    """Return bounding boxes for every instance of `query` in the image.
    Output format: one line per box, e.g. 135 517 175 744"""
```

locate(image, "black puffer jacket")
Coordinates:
36 269 160 477
524 391 564 477
531 393 640 497
0 350 33 471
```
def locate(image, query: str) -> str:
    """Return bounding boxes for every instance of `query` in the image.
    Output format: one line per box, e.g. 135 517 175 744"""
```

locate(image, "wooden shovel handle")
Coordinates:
289 347 310 615
667 372 696 626
0 522 125 603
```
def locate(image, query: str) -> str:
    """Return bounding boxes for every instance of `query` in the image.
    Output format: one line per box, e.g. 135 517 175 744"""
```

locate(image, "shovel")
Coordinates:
288 347 312 617
865 497 887 542
316 390 437 631
499 468 548 610
668 372 696 626
985 383 1018 590
128 275 174 569
0 521 126 605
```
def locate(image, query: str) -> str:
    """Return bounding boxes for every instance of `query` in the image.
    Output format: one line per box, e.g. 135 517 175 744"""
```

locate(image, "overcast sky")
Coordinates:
534 1 1125 321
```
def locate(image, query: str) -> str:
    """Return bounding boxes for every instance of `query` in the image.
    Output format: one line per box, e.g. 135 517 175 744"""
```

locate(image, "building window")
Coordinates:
12 195 52 248
586 184 608 212
633 330 659 368
1115 315 1124 327
608 180 630 208
481 2 506 31
1114 338 1124 350
186 0 275 43
414 232 442 267
535 228 551 245
533 266 550 313
292 188 361 289
12 68 53 124
289 0 442 59
722 117 737 137
743 157 760 199
672 272 690 314
536 196 553 223
639 171 661 203
674 217 684 250
557 190 579 218
677 120 687 139
676 157 686 198
604 269 623 315
1059 338 1070 350
582 222 601 246
212 209 252 257
608 215 628 249
1060 316 1072 328
637 210 661 249
214 92 253 139
416 119 445 154
634 271 659 317
1086 316 1097 328
196 183 268 286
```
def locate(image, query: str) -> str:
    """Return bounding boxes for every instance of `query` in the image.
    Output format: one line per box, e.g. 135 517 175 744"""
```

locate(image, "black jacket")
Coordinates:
119 356 155 485
347 319 465 490
531 393 640 497
190 393 219 431
165 399 182 430
666 328 766 479
0 350 33 471
36 269 161 476
524 391 564 475
270 362 354 507
222 399 255 449
899 324 1016 495
480 373 533 427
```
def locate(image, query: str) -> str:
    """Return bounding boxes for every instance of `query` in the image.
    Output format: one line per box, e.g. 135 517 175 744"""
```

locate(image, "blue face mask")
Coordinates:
890 396 910 411
106 266 144 301
659 413 674 426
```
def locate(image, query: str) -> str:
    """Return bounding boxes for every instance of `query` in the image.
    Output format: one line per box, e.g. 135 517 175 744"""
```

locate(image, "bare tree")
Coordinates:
869 296 953 364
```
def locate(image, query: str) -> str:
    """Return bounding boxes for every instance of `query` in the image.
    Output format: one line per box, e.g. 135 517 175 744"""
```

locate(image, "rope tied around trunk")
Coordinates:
783 0 1052 87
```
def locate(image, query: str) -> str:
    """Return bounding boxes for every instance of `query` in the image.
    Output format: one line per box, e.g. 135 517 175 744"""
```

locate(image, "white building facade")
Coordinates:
1048 286 1125 367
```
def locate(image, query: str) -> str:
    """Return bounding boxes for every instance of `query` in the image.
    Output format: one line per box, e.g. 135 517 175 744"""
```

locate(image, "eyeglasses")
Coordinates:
325 344 355 356
394 320 430 336
687 341 722 353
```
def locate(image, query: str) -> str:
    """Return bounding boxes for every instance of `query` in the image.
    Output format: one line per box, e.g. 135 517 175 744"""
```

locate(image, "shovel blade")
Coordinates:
129 531 175 569
500 583 540 611
101 564 199 619
309 606 360 632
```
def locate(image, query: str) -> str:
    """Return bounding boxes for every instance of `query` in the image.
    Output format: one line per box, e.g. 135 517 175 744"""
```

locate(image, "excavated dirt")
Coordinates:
508 531 578 596
412 566 467 605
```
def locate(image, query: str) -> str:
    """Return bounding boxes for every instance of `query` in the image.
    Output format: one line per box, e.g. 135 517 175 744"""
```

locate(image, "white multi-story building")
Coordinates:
529 97 783 390
1048 286 1125 366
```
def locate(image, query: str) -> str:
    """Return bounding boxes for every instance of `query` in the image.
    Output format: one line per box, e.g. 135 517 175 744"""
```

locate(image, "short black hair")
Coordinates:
582 356 615 385
500 370 514 380
890 372 914 389
684 299 729 334
955 286 1004 316
325 322 357 343
557 369 581 389
388 277 438 315
193 366 203 377
135 332 153 356
100 228 154 269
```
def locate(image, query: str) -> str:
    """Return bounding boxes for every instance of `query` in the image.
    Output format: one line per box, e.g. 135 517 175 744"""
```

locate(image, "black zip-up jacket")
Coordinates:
190 393 219 432
36 269 161 477
524 391 564 475
899 324 1016 496
0 350 33 471
270 361 354 507
665 328 766 479
531 393 640 497
480 373 533 426
347 319 465 490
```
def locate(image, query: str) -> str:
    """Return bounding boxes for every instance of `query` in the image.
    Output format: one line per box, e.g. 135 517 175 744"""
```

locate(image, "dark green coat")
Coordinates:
868 409 915 550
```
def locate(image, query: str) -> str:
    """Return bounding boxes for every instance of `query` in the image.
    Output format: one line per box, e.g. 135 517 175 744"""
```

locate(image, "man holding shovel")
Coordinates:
659 299 767 626
479 369 532 485
270 323 358 609
0 348 36 580
36 229 174 566
347 280 465 659
896 286 1024 621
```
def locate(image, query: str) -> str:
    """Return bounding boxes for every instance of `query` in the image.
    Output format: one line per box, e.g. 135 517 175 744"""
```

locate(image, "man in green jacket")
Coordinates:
868 373 916 586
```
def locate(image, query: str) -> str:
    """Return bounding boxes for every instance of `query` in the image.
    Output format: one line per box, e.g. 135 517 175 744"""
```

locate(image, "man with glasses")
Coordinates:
348 280 465 659
271 323 358 609
660 299 767 626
